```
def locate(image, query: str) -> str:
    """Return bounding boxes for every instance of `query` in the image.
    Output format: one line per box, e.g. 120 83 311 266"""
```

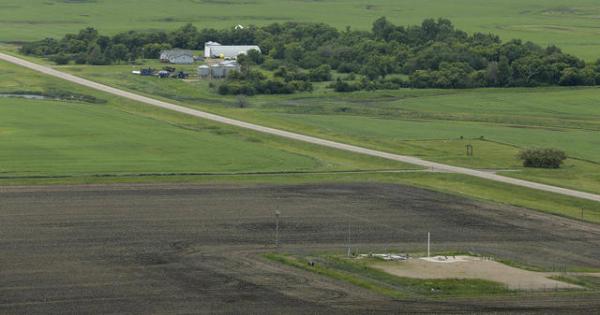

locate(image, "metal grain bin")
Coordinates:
197 65 210 78
223 63 239 77
211 64 225 78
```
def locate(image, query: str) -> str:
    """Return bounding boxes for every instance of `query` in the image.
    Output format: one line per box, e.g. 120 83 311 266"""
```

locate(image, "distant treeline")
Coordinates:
21 18 600 93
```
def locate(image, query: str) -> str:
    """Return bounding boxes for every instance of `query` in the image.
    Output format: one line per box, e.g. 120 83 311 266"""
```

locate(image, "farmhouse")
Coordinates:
204 41 261 59
160 49 194 64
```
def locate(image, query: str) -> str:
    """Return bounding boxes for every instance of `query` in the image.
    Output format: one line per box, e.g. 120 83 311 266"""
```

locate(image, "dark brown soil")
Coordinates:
1 183 599 314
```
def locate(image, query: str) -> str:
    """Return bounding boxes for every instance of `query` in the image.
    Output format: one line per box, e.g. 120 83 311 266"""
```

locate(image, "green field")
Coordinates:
0 60 412 178
2 1 600 60
37 60 600 194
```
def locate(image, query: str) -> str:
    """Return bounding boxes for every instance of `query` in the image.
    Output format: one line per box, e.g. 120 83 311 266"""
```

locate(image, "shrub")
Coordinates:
74 53 88 65
246 49 264 65
330 78 359 92
337 62 360 73
288 80 313 92
308 64 332 82
262 58 285 71
236 94 250 108
50 54 70 65
45 89 107 104
218 82 256 96
518 148 567 168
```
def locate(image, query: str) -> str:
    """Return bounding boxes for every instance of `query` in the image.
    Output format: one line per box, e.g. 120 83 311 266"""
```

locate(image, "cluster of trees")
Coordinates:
518 148 567 169
217 68 313 95
330 76 407 92
21 18 600 91
21 27 173 65
218 57 329 95
270 64 332 82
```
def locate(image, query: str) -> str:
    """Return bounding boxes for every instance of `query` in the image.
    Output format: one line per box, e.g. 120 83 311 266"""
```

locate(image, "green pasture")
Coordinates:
2 0 600 60
46 61 600 194
0 60 410 178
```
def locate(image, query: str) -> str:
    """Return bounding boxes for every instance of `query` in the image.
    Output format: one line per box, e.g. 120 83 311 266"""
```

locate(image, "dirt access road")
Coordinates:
1 52 599 203
1 183 600 314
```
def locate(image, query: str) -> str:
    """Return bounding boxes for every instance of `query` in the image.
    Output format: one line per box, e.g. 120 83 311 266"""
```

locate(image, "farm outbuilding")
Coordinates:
160 49 194 64
204 42 261 59
197 65 210 78
222 61 240 76
197 61 241 79
210 64 225 78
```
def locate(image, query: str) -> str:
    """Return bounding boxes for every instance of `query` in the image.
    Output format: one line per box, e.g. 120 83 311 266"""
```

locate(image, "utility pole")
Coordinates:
275 211 280 248
427 232 431 257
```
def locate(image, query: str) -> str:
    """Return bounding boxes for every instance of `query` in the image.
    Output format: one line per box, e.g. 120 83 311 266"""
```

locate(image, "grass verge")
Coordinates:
264 253 511 299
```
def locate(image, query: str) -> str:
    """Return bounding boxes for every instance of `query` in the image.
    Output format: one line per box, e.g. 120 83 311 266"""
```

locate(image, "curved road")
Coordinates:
2 52 599 203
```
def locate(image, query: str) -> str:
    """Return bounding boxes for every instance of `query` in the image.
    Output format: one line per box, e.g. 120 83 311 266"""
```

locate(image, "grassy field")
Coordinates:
0 60 410 178
2 1 600 60
38 60 600 194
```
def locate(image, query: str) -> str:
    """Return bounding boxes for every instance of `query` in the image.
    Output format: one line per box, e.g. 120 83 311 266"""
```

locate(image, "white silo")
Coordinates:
197 65 210 78
211 64 226 78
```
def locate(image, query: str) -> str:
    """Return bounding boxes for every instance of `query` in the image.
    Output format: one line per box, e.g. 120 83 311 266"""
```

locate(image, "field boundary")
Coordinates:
1 52 599 203
0 168 429 180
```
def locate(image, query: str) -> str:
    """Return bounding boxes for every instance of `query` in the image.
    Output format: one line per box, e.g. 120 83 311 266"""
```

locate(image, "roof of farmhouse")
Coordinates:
161 49 194 58
207 45 261 56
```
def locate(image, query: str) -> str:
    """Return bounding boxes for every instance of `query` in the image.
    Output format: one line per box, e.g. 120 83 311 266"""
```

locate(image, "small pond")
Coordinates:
0 94 50 100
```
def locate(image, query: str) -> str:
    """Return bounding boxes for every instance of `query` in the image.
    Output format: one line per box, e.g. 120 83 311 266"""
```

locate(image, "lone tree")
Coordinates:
236 94 249 108
518 148 567 169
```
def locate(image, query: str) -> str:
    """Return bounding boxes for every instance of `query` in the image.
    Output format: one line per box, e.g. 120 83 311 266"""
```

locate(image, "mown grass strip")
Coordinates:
550 275 600 290
264 253 511 299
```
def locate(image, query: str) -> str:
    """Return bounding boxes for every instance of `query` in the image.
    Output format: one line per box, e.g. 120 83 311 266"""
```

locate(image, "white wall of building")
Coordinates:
170 55 194 64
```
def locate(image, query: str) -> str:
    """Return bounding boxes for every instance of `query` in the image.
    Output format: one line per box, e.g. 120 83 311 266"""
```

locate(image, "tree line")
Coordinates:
21 18 600 92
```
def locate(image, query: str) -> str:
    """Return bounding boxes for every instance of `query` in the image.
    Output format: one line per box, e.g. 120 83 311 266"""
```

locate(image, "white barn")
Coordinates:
204 42 261 59
160 49 194 64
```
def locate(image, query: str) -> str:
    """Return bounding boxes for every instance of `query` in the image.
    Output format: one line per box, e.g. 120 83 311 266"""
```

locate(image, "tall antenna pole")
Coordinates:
275 211 280 248
427 232 431 257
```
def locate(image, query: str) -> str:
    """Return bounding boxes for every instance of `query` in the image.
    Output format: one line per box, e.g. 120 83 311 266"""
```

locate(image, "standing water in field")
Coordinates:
0 93 49 100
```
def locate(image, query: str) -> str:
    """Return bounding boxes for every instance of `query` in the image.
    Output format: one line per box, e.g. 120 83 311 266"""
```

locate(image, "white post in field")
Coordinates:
427 232 431 257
